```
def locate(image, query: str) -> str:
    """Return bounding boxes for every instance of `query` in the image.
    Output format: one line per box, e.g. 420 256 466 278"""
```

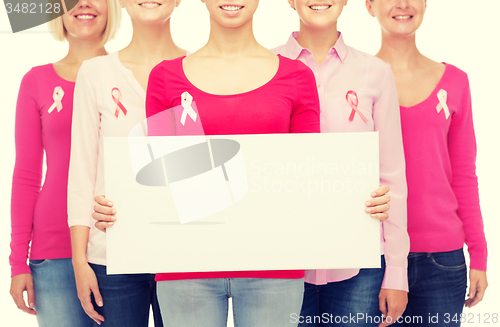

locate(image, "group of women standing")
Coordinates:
9 1 488 327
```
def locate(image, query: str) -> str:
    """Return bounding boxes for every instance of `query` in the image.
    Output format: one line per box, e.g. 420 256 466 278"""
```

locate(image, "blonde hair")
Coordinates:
48 0 121 45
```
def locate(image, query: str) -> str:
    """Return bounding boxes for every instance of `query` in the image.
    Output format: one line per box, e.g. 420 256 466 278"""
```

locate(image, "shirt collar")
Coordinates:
284 31 348 63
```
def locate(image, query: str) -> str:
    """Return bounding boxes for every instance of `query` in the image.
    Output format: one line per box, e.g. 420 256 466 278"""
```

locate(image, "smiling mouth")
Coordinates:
309 5 331 11
75 14 97 20
140 2 161 8
393 15 413 19
220 5 244 11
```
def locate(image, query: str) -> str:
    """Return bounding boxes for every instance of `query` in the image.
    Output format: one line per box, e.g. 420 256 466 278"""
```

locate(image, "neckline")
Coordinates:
113 51 147 100
179 54 283 97
50 64 76 84
400 62 448 109
290 31 347 63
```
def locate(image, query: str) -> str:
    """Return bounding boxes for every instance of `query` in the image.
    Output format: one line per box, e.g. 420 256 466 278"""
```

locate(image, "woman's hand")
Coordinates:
92 195 117 233
465 269 488 308
366 185 391 221
73 260 104 325
378 289 408 327
10 273 36 315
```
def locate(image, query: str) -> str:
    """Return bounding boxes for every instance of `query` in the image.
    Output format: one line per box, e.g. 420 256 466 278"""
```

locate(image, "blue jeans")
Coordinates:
394 249 467 326
89 263 163 327
157 278 304 327
299 256 386 326
30 258 93 327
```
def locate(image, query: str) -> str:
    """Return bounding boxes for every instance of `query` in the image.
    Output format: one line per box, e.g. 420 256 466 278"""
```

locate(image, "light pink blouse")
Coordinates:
273 32 409 291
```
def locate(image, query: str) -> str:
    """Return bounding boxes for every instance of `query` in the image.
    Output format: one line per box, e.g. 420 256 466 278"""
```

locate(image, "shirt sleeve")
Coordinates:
291 60 321 133
448 74 487 271
146 63 176 136
67 63 100 228
374 64 410 292
10 69 42 277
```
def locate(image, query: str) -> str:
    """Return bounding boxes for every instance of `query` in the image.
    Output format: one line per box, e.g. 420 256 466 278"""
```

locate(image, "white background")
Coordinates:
0 0 499 326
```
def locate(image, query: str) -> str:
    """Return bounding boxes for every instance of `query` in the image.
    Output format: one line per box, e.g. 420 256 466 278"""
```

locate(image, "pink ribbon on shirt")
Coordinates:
346 91 368 122
112 87 128 118
180 91 197 126
436 89 450 119
48 86 64 113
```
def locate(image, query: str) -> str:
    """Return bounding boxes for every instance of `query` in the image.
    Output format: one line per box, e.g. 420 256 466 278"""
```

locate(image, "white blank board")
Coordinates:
105 132 381 274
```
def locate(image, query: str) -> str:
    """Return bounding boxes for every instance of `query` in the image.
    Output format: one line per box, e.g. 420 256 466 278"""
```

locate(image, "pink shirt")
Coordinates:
273 32 409 291
146 55 320 281
10 65 75 276
401 63 487 271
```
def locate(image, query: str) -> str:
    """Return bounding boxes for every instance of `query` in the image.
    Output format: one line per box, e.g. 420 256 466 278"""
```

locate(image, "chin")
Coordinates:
74 31 104 41
217 17 251 29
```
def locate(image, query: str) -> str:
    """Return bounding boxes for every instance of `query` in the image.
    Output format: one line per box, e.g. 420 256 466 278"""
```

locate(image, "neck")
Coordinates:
376 31 423 70
121 20 181 66
203 17 260 57
63 36 107 64
296 22 339 66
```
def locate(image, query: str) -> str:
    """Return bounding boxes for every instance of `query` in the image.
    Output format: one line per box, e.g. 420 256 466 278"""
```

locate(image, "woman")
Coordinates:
366 0 488 325
68 0 186 325
272 1 409 326
9 0 120 326
97 0 317 325
93 0 395 326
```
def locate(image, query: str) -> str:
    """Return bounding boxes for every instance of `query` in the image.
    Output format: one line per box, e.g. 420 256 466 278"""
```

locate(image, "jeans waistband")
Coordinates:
408 248 464 258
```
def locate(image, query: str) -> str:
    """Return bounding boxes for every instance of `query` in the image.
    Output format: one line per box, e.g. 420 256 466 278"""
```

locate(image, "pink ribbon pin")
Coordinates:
180 92 197 126
346 90 368 122
436 89 450 119
48 86 64 113
112 87 128 118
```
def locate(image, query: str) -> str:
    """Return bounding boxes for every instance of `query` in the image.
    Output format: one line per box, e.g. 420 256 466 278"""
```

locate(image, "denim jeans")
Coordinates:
30 258 93 327
298 255 386 326
157 278 304 327
89 263 163 327
394 249 467 326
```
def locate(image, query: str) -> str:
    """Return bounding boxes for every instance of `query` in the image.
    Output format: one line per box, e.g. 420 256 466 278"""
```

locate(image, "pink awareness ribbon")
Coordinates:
112 87 128 118
346 90 368 122
436 89 450 119
180 91 198 126
48 86 64 113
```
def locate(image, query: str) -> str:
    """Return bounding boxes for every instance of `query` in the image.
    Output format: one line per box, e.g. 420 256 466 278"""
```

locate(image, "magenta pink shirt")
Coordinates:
401 63 487 271
10 65 75 276
273 32 409 291
146 55 320 281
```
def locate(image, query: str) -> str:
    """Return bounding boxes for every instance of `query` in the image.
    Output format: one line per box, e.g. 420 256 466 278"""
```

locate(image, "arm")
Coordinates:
145 62 176 135
9 69 42 315
373 64 409 326
68 63 104 324
71 226 104 324
290 61 320 133
448 73 487 307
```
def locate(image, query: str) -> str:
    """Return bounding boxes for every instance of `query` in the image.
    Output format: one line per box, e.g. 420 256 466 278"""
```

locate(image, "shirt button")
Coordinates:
317 84 321 88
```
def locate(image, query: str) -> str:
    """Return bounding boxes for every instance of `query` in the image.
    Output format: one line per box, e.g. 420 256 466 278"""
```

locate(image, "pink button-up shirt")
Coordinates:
273 32 409 291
